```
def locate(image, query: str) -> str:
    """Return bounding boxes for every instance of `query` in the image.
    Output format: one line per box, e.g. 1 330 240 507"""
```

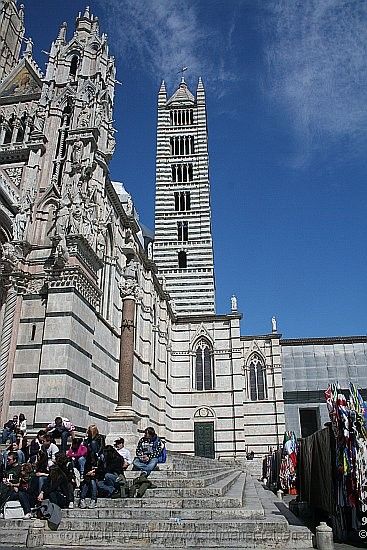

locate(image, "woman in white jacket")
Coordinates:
18 413 27 434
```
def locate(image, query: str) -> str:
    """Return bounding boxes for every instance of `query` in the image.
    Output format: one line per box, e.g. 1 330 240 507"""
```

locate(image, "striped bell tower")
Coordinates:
153 77 216 315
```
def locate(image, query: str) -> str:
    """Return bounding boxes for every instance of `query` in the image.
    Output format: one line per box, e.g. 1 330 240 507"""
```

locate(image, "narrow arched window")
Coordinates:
247 354 267 401
195 340 214 391
70 55 79 77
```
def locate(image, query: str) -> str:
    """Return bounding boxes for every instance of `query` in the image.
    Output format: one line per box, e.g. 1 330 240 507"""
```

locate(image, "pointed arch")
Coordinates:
194 337 214 391
246 352 267 401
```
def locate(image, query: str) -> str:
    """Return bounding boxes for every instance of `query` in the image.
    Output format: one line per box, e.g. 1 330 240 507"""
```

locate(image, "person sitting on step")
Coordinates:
79 450 99 508
37 452 72 509
0 452 32 518
2 441 25 466
84 424 105 457
66 437 88 479
29 430 46 463
114 438 132 469
41 434 59 468
45 416 74 452
1 416 18 445
132 427 164 478
96 445 124 498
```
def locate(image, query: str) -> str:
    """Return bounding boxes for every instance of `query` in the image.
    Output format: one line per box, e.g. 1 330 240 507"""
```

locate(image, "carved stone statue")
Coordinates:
271 316 277 333
231 294 238 312
147 242 153 260
55 235 69 268
126 196 133 216
78 103 90 128
1 242 17 270
13 209 28 241
33 106 46 133
71 139 84 171
13 192 33 241
123 260 138 281
55 196 71 238
96 230 106 259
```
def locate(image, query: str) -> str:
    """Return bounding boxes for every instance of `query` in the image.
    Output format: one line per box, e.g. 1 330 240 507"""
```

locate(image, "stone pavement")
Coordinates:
2 453 364 549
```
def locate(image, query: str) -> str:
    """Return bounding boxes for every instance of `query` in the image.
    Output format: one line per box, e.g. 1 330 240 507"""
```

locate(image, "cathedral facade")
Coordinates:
0 1 366 457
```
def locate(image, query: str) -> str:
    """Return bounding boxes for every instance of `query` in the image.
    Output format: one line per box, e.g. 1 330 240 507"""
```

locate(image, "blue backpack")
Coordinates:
158 442 167 464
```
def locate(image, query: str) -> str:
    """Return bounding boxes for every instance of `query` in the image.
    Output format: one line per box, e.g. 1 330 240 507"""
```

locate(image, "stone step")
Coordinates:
129 465 231 478
63 505 264 521
125 468 234 486
141 470 241 498
44 518 313 548
0 518 31 546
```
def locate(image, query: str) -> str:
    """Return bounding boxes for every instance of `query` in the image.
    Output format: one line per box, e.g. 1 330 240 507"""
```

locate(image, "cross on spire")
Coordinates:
177 66 187 83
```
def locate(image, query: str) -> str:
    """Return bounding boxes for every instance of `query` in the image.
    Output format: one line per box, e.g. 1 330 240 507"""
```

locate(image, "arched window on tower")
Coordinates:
195 339 214 391
69 55 79 78
247 353 267 401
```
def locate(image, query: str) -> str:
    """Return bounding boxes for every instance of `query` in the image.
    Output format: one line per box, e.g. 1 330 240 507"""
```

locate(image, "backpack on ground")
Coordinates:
4 500 24 519
158 441 167 464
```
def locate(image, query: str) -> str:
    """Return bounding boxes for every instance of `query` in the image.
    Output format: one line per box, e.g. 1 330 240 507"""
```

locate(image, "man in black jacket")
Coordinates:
1 416 18 444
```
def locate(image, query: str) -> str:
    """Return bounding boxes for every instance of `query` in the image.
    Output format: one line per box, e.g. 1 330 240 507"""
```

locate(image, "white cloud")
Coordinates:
98 0 239 94
264 0 367 152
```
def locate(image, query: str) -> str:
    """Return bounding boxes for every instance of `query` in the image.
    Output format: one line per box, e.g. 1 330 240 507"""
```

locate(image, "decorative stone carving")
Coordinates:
77 103 90 127
4 167 22 187
0 242 18 272
0 175 19 205
27 277 45 294
231 294 238 312
48 266 101 309
119 260 140 299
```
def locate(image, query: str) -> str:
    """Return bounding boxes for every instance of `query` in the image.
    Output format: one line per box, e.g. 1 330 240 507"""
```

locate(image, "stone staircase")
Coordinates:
0 452 313 548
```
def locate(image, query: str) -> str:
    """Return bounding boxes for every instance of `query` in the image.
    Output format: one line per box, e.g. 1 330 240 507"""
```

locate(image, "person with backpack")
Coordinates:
37 453 72 509
132 427 164 478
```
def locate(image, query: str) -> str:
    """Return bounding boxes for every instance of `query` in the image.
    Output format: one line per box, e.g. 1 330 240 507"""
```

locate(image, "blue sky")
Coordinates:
22 0 367 338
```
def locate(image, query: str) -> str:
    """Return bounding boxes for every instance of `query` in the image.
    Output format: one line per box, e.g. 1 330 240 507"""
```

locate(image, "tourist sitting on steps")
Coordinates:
96 445 125 498
2 442 25 466
37 453 72 509
29 430 46 462
114 438 132 469
32 449 49 493
84 424 105 457
45 417 74 452
132 427 164 478
41 434 59 468
66 438 88 479
0 451 32 518
79 451 99 508
1 416 18 444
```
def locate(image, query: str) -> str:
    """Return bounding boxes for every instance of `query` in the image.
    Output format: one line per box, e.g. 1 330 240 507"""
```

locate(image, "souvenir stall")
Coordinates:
297 383 367 542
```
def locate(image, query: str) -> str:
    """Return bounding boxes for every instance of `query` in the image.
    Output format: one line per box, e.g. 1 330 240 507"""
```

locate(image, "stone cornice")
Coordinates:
281 335 367 346
48 265 101 309
241 333 282 341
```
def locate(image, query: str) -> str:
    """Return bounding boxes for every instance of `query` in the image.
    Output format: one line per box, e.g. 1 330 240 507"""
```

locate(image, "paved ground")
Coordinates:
0 545 365 549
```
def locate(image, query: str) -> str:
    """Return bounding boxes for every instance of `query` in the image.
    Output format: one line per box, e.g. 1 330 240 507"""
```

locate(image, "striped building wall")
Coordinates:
153 78 216 315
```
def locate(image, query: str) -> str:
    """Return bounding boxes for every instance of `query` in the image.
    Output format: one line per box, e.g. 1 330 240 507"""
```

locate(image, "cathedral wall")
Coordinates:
241 335 285 455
